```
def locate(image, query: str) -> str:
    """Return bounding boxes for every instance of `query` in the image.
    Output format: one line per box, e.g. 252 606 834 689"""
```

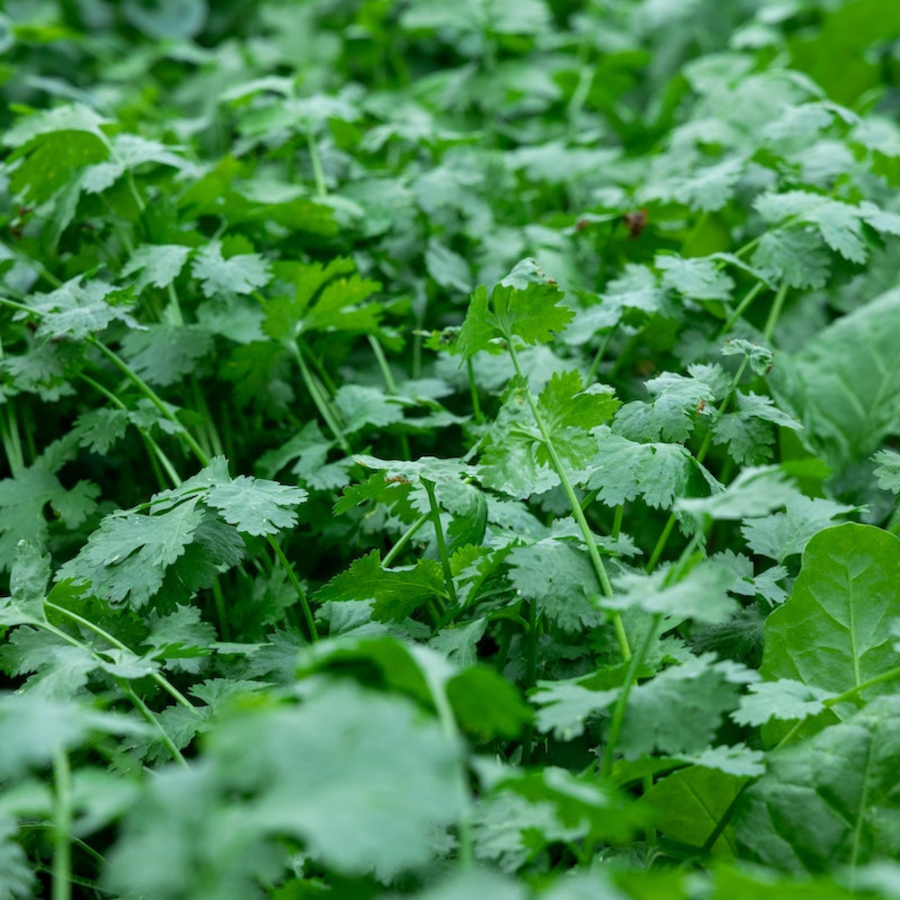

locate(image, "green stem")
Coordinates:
422 479 458 607
44 601 201 715
383 512 431 567
719 280 765 337
121 682 190 768
369 334 410 459
506 340 631 661
211 576 231 642
266 536 318 642
466 358 484 424
586 325 618 384
612 504 624 540
290 342 351 454
600 614 660 778
645 355 750 572
52 748 72 900
0 401 25 474
77 372 181 488
763 282 788 342
87 337 211 466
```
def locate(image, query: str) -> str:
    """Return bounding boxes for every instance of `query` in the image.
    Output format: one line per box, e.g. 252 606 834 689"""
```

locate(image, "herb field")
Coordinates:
4 0 900 897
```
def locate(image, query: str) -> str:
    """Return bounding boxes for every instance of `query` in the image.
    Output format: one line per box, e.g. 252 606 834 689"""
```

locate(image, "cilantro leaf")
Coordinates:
27 277 139 341
122 244 192 292
192 241 272 297
586 427 716 509
457 265 574 358
507 539 605 633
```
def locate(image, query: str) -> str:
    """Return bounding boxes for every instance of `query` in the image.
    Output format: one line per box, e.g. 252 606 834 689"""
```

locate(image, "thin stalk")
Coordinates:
87 337 210 465
0 402 25 474
466 358 484 423
166 284 185 325
600 614 661 778
266 536 318 642
612 504 624 540
121 682 189 768
586 325 619 384
368 334 398 393
289 342 351 454
52 748 72 900
763 282 788 342
719 280 765 337
422 479 458 607
44 601 201 715
645 355 751 572
368 334 411 459
383 511 431 567
41 623 187 765
191 378 225 460
580 488 599 512
211 577 231 642
77 372 181 488
506 340 631 661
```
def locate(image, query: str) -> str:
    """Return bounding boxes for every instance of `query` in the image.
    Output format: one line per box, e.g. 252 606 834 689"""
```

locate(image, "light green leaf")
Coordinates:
740 495 857 563
507 538 605 632
192 241 271 297
586 427 715 509
122 244 192 292
676 466 799 521
656 254 734 301
28 277 139 341
619 654 753 759
873 448 900 493
732 679 837 727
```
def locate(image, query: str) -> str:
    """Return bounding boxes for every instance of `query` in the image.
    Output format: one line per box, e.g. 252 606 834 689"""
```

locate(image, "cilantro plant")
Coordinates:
3 1 900 898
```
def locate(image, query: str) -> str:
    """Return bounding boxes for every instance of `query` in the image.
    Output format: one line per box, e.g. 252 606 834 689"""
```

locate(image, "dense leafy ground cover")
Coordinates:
3 0 900 896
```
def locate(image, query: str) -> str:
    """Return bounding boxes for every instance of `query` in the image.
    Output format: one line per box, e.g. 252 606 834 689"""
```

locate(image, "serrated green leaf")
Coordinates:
740 495 856 563
676 466 799 521
314 551 445 622
657 254 734 301
586 427 714 509
605 563 740 625
27 277 139 341
121 324 214 387
873 448 900 493
507 539 604 632
457 271 574 358
122 244 192 292
751 229 832 289
619 654 754 759
732 679 836 727
754 190 868 263
192 241 271 298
